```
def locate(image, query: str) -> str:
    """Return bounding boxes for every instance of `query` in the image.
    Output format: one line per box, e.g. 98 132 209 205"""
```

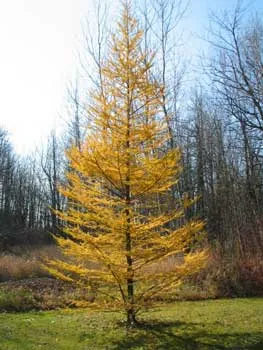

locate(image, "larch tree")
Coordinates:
46 1 207 326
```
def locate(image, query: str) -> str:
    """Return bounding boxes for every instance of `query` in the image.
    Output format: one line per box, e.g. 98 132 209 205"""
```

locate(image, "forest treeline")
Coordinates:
0 0 263 264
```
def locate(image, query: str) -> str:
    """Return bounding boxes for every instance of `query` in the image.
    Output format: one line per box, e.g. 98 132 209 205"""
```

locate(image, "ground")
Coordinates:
0 298 262 349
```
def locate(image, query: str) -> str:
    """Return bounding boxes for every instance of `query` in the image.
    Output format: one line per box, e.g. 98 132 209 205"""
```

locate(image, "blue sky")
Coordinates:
0 0 262 154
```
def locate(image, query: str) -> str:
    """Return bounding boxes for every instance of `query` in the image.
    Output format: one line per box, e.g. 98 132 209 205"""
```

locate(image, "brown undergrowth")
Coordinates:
0 245 262 312
0 277 94 311
0 245 61 282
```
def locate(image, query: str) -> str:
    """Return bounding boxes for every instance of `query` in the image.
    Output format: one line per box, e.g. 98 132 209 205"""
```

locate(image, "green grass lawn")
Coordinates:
0 298 262 349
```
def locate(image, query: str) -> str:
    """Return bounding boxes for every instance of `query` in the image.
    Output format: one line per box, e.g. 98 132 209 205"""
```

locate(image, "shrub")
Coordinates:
190 252 263 298
0 289 38 312
0 277 97 311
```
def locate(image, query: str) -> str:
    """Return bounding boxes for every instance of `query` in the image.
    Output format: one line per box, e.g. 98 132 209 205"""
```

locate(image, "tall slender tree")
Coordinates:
46 1 207 326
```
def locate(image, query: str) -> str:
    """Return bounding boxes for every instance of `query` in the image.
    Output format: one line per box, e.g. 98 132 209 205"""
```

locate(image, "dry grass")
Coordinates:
145 253 185 275
1 243 262 308
0 245 97 311
144 251 263 300
0 245 61 282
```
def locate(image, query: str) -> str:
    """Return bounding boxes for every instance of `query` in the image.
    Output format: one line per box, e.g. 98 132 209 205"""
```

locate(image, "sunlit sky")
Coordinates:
0 0 262 154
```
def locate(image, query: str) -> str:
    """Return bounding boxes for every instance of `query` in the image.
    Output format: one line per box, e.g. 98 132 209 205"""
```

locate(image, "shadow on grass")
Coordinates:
113 320 263 350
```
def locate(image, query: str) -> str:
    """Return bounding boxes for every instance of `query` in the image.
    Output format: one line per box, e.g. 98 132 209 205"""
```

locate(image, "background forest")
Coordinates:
0 0 263 301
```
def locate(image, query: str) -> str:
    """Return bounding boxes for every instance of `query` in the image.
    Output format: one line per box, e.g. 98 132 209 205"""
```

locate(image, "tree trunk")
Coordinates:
125 17 136 327
127 308 137 327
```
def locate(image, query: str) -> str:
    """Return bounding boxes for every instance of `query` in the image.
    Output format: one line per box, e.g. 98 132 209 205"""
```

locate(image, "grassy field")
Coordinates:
0 298 262 349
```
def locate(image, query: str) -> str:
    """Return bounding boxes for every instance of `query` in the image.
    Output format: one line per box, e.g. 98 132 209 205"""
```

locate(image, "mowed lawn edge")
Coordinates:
0 298 262 350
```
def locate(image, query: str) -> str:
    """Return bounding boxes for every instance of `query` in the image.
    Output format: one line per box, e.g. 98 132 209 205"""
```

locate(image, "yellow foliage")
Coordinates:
46 2 207 325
